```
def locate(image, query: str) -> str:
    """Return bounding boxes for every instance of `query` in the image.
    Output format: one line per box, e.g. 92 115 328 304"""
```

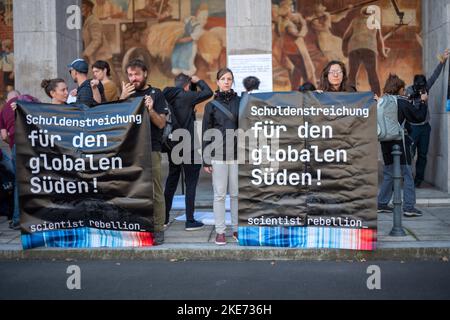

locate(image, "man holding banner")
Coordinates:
120 59 169 245
16 95 155 249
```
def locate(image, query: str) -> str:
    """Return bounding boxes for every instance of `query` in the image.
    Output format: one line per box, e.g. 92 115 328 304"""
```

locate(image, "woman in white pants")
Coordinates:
202 68 240 245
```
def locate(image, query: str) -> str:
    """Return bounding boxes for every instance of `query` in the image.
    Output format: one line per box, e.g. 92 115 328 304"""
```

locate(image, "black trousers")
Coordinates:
164 155 201 223
409 123 431 184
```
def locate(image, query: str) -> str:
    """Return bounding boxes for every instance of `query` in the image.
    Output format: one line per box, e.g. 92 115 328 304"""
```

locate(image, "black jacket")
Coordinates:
202 90 240 166
163 80 213 152
380 95 428 165
405 61 446 125
76 79 106 107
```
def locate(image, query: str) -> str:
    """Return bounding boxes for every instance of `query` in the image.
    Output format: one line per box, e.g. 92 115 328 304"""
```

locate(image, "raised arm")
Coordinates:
189 78 214 105
427 49 449 90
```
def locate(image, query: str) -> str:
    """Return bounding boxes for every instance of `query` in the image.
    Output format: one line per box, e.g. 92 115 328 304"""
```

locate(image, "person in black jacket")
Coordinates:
378 74 428 217
405 49 449 188
67 59 106 107
243 76 260 93
163 74 213 231
202 68 240 245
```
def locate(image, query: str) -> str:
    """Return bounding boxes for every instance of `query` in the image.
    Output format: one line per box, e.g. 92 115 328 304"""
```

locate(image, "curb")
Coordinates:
1 243 449 261
416 198 450 206
192 199 450 209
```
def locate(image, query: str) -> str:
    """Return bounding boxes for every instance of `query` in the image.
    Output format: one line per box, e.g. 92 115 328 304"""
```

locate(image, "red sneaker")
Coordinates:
215 233 226 245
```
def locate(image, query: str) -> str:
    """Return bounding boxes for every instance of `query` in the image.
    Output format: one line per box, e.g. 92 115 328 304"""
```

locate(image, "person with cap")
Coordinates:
68 58 106 107
405 48 449 188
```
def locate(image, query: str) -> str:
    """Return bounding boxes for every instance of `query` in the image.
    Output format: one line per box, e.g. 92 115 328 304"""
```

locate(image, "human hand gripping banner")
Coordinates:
238 91 377 250
15 98 154 249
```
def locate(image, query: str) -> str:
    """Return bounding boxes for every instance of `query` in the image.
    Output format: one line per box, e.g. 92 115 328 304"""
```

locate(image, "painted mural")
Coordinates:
272 0 423 94
0 0 14 99
85 0 226 91
0 0 427 98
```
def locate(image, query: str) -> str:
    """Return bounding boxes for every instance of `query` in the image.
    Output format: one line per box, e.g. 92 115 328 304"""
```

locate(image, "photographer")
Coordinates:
405 49 449 188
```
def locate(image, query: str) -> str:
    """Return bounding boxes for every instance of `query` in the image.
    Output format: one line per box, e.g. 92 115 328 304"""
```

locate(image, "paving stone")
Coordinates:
378 235 417 242
416 235 450 241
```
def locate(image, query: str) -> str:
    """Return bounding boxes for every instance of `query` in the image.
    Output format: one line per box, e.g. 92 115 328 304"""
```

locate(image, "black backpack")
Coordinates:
161 102 197 153
161 102 179 153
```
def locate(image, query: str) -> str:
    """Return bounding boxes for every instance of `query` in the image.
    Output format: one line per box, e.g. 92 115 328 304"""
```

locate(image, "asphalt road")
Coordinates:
0 260 449 300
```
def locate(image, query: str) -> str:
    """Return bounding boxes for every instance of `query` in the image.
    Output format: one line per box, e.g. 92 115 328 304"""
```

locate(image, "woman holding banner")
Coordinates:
41 79 69 104
318 60 356 93
1 93 40 230
202 68 240 246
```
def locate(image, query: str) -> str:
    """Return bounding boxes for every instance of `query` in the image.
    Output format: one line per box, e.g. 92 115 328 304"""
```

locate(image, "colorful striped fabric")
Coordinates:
21 227 153 249
238 226 376 250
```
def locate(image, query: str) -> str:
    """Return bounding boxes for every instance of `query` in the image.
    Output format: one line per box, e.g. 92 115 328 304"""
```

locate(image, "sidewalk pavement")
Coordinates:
163 154 450 206
1 203 450 261
1 155 449 261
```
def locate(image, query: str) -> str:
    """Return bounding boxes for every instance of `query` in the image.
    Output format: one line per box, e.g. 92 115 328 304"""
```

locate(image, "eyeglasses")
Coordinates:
328 71 343 76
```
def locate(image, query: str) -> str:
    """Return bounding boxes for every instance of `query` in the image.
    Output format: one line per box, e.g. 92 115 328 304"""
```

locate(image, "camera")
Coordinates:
409 84 427 101
409 76 428 101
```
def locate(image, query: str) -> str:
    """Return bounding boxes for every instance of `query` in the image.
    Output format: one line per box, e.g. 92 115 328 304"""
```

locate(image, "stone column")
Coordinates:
226 0 272 56
13 0 82 102
422 0 450 192
226 0 272 93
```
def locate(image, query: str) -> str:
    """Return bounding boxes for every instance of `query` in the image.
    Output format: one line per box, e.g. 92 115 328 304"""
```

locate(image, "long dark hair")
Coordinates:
319 60 349 92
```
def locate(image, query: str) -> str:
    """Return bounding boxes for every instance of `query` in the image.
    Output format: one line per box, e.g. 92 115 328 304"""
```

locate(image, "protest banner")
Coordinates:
238 91 377 250
15 98 154 249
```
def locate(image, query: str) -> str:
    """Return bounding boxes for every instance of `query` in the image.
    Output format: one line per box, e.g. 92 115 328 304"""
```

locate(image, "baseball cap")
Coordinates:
67 59 89 74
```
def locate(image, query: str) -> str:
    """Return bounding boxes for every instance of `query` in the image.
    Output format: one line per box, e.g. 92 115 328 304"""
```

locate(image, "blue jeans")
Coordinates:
409 123 431 183
378 164 415 210
0 147 13 173
0 147 14 218
12 145 20 225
